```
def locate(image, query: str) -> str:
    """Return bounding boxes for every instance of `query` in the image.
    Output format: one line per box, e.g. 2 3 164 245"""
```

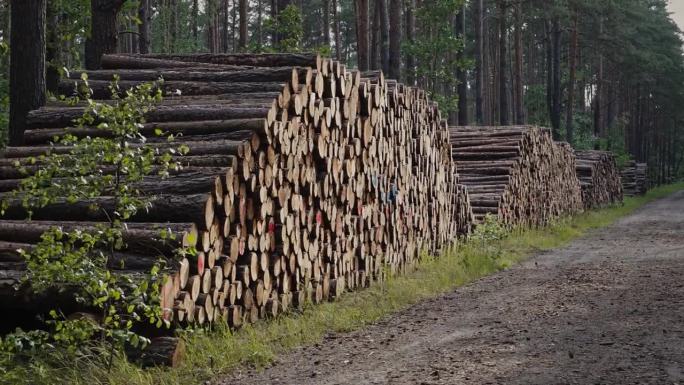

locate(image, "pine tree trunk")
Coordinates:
333 0 342 61
355 0 370 71
378 0 390 75
456 5 467 125
223 0 230 52
323 0 331 46
85 0 126 70
474 0 484 124
545 20 553 129
388 0 401 80
497 0 509 126
371 0 380 70
513 3 524 124
404 0 415 84
565 13 578 144
138 0 151 54
193 0 199 48
239 0 248 50
551 16 562 138
9 0 46 146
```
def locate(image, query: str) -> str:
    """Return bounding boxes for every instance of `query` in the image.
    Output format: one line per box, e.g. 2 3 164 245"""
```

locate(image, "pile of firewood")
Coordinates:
574 150 623 208
0 53 472 332
621 161 649 196
449 126 584 227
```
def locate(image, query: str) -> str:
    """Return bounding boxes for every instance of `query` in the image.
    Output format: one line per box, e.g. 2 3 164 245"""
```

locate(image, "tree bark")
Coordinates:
192 0 200 48
551 16 562 138
513 2 524 124
355 0 370 71
323 0 331 46
474 0 484 124
378 0 390 75
456 5 467 125
239 0 248 50
405 0 415 84
388 0 401 80
333 0 342 61
85 0 126 70
9 0 46 146
497 0 509 126
139 0 151 54
565 13 578 144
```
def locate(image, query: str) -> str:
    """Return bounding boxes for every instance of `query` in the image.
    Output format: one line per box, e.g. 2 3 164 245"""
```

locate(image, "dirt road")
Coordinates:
218 191 684 385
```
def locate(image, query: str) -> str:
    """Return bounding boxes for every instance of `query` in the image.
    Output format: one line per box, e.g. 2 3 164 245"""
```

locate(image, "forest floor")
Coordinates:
217 191 684 385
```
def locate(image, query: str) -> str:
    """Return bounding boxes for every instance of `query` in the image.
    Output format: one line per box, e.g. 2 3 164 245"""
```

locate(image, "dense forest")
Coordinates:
0 0 683 182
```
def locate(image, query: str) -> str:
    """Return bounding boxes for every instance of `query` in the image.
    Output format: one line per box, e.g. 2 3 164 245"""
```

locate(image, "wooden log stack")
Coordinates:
0 53 472 332
574 150 623 208
621 161 649 196
449 126 583 227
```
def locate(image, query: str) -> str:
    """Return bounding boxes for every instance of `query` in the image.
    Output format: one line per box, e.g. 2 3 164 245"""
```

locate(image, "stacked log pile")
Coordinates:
621 161 649 196
449 126 583 227
574 150 623 208
0 53 472 330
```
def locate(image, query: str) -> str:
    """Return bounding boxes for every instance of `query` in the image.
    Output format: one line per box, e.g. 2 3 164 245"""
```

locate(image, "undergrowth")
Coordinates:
1 182 682 385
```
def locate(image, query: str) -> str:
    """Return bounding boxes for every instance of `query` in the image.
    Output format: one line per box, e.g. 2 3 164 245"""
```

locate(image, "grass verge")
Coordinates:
2 182 682 385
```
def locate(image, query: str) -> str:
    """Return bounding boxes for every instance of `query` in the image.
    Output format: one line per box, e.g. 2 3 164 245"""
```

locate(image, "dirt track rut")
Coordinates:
218 191 684 384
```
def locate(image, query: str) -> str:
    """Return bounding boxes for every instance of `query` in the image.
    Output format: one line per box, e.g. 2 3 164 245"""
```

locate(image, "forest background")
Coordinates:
0 0 682 182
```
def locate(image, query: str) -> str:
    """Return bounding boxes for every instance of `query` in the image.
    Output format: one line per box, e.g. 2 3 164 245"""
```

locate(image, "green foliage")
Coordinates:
264 5 304 53
404 0 466 116
0 77 188 366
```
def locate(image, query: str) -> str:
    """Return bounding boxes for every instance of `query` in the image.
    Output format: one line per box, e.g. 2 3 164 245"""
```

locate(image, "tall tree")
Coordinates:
513 2 524 124
473 0 484 124
333 0 342 60
550 16 562 137
388 0 401 80
497 0 510 125
565 10 578 144
138 0 151 54
239 0 248 49
323 0 331 47
455 4 467 125
192 0 200 48
378 0 390 74
355 0 370 70
404 0 415 84
85 0 126 69
9 0 46 145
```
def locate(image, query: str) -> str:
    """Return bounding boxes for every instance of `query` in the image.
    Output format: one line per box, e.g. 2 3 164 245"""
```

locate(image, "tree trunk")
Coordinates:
474 0 484 124
323 0 330 47
355 0 370 71
497 0 509 126
388 0 401 80
256 0 263 50
545 20 553 129
594 17 604 141
370 0 380 70
193 0 200 48
239 0 248 50
138 0 151 54
378 0 390 75
513 2 524 124
333 0 342 61
456 5 467 125
9 0 46 146
223 0 231 52
565 13 578 144
85 0 126 70
551 16 562 138
405 0 415 84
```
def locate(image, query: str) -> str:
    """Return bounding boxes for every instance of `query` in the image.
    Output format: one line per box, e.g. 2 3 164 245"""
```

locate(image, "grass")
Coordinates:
1 182 682 385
